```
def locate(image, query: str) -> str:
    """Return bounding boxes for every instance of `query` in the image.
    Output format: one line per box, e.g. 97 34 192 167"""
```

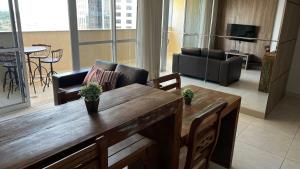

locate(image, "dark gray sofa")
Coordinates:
52 60 149 105
172 48 243 86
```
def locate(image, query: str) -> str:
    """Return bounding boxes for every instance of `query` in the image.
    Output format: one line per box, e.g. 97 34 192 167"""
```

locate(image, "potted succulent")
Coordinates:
182 88 194 105
79 83 102 114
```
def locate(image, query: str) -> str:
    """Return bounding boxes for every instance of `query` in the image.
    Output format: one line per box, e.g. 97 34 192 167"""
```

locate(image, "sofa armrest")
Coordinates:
53 69 89 105
172 53 180 73
219 57 243 86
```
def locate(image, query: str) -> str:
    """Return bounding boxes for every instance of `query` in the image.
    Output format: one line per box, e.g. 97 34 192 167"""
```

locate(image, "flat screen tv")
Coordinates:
227 24 259 42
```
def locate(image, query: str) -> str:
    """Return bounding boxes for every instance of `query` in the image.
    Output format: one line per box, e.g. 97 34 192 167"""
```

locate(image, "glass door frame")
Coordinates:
0 0 30 113
68 0 137 71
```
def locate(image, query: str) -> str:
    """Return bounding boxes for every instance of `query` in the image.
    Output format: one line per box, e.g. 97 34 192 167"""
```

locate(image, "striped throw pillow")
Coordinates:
83 65 120 89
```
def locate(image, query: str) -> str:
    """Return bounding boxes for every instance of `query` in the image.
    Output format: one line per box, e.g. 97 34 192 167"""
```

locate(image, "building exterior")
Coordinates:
76 0 136 30
115 0 137 29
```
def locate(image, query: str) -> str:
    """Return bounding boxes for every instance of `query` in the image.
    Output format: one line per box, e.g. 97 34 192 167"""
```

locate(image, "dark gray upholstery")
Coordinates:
172 48 243 86
179 54 206 78
95 60 117 71
115 64 149 88
219 57 243 86
181 48 201 56
201 48 226 60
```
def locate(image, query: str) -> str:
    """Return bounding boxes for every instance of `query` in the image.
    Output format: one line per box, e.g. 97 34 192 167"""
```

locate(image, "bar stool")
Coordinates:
3 62 19 99
0 53 19 99
41 49 63 91
31 44 51 86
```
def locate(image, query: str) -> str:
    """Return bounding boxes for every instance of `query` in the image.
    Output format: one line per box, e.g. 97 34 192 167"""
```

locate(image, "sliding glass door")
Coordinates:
68 0 137 70
0 0 29 112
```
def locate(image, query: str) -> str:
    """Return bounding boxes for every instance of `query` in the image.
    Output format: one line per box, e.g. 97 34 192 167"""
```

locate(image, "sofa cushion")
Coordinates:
181 48 201 56
83 65 120 89
95 60 118 71
201 49 226 60
115 64 149 88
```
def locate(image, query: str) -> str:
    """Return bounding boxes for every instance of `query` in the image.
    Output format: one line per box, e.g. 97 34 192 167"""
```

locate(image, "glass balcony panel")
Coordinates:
0 0 16 48
79 43 112 68
76 0 112 42
116 0 137 40
117 42 136 66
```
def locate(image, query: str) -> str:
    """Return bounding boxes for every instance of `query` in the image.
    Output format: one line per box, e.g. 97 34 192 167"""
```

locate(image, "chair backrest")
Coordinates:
51 49 63 62
153 73 181 91
32 44 51 57
184 100 227 169
0 52 15 61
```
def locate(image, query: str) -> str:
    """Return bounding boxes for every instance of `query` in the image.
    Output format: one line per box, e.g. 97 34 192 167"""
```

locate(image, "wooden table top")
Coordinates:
171 85 241 138
0 84 182 169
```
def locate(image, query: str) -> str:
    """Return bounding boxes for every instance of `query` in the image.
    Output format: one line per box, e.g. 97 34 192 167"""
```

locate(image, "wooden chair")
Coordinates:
32 44 52 58
181 100 227 169
45 134 156 169
42 49 64 91
153 73 181 91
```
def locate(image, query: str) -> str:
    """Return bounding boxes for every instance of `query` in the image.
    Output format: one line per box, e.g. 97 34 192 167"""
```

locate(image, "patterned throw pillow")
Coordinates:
83 65 120 89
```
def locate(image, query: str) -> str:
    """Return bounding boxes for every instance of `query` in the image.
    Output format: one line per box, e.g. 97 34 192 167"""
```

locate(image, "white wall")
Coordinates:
271 0 286 51
287 27 300 95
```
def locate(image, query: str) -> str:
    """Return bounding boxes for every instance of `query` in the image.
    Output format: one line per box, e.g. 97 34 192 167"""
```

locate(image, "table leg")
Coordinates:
138 100 183 169
26 54 36 94
38 58 43 86
211 107 239 169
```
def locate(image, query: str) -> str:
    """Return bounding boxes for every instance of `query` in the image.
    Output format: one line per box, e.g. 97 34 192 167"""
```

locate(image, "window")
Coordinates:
116 5 121 10
116 19 121 24
18 0 70 31
126 20 132 24
126 6 132 10
126 0 132 3
126 13 132 17
116 12 121 17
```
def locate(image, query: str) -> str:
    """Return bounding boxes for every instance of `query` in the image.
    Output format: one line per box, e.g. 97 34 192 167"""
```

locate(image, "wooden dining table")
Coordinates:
0 83 240 169
0 84 183 169
172 85 241 169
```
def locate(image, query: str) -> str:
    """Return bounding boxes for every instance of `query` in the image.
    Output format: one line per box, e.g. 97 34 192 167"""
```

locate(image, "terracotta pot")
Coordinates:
184 97 192 105
85 98 99 114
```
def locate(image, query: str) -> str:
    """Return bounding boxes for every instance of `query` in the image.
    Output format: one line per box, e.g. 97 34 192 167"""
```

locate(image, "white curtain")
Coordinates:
198 0 215 48
137 0 163 80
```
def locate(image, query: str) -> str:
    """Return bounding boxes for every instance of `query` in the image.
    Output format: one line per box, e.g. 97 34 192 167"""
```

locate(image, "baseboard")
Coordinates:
240 107 265 119
0 102 30 115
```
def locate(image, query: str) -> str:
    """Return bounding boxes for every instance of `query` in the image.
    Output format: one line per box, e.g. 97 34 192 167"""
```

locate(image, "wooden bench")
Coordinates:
45 134 155 169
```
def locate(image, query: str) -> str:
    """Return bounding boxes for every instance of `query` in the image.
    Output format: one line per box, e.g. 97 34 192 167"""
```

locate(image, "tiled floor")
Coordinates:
0 82 23 108
164 58 269 116
229 95 300 169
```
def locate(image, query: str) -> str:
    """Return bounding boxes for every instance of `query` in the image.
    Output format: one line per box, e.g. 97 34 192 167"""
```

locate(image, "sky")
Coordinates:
0 0 70 31
0 0 9 11
18 0 70 31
